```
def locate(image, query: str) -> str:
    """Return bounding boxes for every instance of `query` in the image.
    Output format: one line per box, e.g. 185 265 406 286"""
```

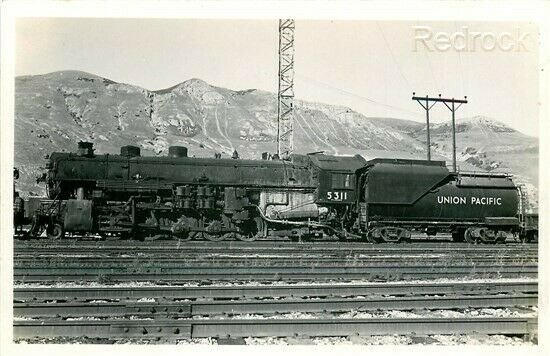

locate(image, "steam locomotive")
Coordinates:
25 141 536 243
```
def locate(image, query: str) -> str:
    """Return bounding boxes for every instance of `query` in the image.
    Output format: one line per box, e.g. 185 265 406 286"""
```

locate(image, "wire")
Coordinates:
416 21 442 94
376 22 412 90
453 21 465 96
296 74 421 118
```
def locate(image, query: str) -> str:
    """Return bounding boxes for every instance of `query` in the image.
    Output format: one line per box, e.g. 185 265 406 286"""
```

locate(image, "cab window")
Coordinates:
332 173 351 188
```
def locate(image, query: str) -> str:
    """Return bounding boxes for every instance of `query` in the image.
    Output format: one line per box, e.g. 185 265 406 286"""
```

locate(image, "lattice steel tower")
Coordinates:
277 19 295 158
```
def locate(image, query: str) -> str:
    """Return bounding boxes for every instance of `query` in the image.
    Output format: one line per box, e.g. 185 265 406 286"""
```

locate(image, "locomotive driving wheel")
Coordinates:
46 223 64 240
235 217 265 242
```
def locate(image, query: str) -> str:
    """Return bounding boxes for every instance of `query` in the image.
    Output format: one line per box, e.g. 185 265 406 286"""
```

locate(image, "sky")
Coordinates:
15 18 540 136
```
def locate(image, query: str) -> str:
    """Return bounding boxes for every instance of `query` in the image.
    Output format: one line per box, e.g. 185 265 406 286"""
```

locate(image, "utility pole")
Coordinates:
277 19 295 159
412 94 468 172
412 94 437 161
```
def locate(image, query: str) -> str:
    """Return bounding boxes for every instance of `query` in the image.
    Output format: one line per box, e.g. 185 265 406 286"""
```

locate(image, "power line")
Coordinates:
296 74 421 118
453 22 465 96
416 21 442 94
376 22 412 90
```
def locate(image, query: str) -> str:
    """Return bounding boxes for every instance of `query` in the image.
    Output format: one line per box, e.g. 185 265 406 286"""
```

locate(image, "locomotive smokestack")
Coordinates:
77 141 94 157
168 146 188 158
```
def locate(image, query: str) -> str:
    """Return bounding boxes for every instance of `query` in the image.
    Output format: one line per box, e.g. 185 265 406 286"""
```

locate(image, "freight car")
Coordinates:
25 141 535 243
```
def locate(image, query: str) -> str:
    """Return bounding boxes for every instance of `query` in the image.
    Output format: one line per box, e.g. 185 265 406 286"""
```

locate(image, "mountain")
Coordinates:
411 116 538 193
13 71 538 207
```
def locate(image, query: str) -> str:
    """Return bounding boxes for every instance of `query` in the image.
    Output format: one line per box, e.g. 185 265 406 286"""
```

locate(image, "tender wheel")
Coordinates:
379 227 407 243
46 223 64 240
478 229 497 244
495 231 507 244
464 228 477 244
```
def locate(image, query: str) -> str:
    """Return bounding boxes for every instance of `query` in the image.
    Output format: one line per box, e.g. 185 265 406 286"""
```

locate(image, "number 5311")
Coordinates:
327 191 348 201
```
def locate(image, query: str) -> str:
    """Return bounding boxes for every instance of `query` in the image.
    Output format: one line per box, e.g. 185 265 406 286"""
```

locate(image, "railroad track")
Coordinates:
14 263 537 282
14 282 538 341
14 294 537 318
14 279 538 343
15 255 537 267
14 317 537 341
13 239 538 343
15 280 538 301
14 240 538 254
15 252 537 264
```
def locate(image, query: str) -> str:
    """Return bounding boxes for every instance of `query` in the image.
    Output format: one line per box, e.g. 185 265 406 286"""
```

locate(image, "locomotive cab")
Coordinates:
307 153 366 205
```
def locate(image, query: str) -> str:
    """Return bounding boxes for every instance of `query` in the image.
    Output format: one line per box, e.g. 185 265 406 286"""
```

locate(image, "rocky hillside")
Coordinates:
14 71 538 207
412 116 539 208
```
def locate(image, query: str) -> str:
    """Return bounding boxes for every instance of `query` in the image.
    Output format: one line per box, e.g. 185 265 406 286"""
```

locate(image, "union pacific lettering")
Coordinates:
437 196 502 205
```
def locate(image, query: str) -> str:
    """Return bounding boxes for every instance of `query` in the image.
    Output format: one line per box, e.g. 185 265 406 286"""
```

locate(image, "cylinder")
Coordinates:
168 146 188 158
121 145 141 157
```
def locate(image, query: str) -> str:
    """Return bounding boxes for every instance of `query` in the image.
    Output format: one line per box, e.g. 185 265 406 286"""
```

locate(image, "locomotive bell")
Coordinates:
168 146 188 158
